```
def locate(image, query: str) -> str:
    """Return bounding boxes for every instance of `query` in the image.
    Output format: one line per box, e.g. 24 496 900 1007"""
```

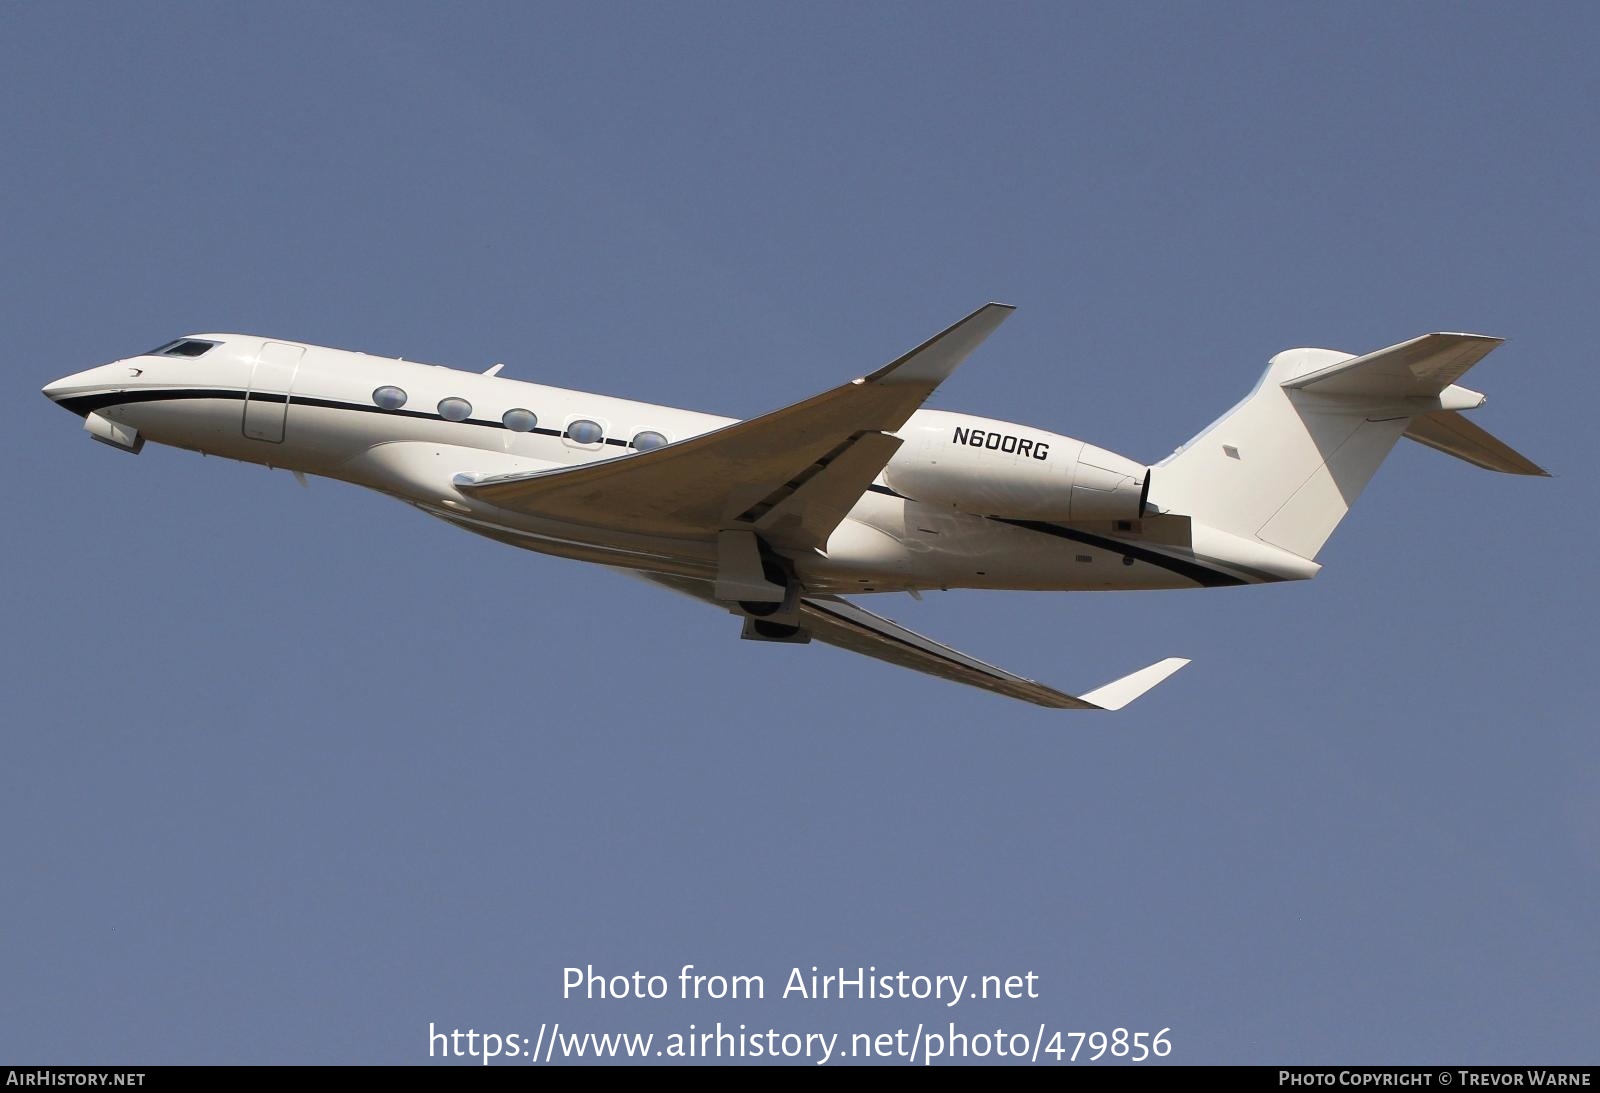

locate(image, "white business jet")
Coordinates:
42 305 1545 709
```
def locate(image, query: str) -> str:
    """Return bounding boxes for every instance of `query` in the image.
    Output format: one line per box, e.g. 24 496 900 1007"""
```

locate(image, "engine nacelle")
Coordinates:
883 410 1147 523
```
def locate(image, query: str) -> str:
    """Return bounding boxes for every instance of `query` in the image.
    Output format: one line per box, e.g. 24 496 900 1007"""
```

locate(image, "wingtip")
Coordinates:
862 302 1018 386
1078 656 1190 711
1430 331 1504 342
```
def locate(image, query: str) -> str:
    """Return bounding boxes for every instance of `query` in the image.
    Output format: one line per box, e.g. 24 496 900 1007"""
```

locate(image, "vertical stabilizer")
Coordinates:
1149 333 1541 561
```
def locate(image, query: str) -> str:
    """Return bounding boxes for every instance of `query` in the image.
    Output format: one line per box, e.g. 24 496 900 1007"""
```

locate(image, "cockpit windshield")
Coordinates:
149 338 219 359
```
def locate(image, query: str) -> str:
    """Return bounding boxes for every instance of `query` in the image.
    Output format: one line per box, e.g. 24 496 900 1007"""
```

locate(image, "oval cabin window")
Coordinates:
503 408 538 432
372 386 408 410
566 419 604 445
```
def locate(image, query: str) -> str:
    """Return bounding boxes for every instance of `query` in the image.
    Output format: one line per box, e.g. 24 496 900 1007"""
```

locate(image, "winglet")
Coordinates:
1080 657 1191 711
860 302 1016 386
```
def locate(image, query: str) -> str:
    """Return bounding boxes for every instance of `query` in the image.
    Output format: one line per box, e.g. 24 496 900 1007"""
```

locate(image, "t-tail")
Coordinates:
1149 332 1548 566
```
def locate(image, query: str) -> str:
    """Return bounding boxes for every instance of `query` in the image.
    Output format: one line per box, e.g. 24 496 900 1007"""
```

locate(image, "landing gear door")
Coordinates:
244 342 304 443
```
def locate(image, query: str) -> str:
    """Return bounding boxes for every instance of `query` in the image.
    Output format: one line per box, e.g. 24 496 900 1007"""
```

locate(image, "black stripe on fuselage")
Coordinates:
51 387 635 446
991 518 1248 587
864 483 1248 588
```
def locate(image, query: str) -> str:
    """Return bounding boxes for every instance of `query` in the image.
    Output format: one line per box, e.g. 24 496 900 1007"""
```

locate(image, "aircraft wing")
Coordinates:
799 596 1189 709
643 574 1189 710
456 303 1014 550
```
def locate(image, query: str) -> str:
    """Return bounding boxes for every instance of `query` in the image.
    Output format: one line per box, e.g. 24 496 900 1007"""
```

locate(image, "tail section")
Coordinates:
1150 332 1546 562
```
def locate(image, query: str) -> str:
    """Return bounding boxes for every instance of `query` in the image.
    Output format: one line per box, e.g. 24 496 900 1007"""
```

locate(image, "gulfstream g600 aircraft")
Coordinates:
42 305 1546 709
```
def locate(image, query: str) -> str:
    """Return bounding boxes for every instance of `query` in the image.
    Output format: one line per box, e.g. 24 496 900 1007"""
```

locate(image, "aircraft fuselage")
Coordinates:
43 333 1284 596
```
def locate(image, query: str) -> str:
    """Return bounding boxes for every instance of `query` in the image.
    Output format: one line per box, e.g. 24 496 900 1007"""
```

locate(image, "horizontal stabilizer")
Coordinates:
1283 332 1504 398
1403 411 1549 476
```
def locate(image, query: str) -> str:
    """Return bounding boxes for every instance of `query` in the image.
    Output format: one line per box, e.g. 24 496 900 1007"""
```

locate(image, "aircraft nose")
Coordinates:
43 367 113 415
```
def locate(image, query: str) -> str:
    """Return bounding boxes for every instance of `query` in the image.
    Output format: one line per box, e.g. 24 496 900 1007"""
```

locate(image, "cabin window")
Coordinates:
151 338 219 358
632 430 668 452
566 419 604 445
438 397 472 422
502 408 538 432
372 386 408 410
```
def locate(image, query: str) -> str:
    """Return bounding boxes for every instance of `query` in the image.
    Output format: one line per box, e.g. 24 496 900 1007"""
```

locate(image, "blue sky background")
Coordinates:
3 2 1596 1065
